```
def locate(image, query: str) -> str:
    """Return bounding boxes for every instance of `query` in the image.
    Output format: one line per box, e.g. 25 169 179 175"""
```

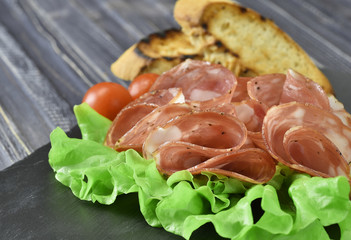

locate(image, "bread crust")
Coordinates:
111 0 332 94
174 0 332 93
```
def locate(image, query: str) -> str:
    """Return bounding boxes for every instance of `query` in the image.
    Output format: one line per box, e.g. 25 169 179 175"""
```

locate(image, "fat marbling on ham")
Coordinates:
105 59 351 184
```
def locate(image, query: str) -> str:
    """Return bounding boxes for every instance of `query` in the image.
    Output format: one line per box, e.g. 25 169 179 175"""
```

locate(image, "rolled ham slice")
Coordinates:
279 69 330 110
153 142 275 184
263 102 351 178
115 103 193 152
152 141 224 174
143 111 247 159
149 59 237 109
247 73 286 107
187 148 276 184
233 99 268 150
105 88 184 148
126 87 184 108
329 95 351 128
231 77 252 102
283 126 350 179
104 103 158 148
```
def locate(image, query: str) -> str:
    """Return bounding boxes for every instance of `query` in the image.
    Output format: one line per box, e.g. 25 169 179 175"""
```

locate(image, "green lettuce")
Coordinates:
48 103 351 239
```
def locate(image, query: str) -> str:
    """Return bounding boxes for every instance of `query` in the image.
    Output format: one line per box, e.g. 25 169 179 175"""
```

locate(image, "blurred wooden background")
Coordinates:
0 0 351 170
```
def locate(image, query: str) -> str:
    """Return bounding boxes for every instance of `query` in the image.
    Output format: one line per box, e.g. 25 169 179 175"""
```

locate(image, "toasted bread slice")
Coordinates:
111 28 242 80
174 0 332 93
111 0 332 94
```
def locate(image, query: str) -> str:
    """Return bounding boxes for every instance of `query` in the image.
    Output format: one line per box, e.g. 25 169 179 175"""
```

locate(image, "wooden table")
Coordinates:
0 0 351 170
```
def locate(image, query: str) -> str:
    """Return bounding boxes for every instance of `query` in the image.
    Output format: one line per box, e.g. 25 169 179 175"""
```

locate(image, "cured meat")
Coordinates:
104 103 158 148
207 102 237 117
233 99 267 132
247 73 286 107
126 87 184 108
153 142 275 184
283 126 350 179
280 69 330 110
187 148 276 184
263 102 351 178
329 95 351 128
143 111 247 159
115 104 193 152
233 99 268 149
105 88 184 148
149 59 237 109
231 77 252 102
152 141 224 174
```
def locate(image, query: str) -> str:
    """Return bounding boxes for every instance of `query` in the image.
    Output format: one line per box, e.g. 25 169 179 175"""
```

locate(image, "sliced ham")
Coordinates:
233 99 268 150
143 111 247 159
115 103 193 152
329 95 351 128
105 88 184 148
247 73 286 107
231 77 252 102
149 59 237 109
153 142 275 184
152 141 224 174
280 69 330 110
263 102 351 178
187 148 276 184
104 103 158 148
126 87 184 108
233 99 267 132
283 126 350 179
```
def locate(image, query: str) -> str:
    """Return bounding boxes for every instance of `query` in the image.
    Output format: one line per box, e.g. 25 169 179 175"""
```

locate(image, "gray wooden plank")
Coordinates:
0 23 76 170
19 0 127 87
70 0 178 50
0 0 90 106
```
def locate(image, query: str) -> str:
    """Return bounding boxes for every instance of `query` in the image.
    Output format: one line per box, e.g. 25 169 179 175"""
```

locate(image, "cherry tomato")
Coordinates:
128 73 159 100
82 82 132 121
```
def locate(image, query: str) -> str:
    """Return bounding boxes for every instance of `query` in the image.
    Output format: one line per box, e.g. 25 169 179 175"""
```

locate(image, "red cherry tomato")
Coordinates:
128 73 159 100
82 82 132 121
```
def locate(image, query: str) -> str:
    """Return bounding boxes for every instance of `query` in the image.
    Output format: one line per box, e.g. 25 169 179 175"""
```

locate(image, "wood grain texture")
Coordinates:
0 0 350 170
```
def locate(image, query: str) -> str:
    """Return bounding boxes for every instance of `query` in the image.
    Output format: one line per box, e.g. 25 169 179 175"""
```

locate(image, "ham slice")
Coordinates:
247 73 286 107
105 88 184 148
153 142 275 184
283 126 350 179
143 111 247 159
280 69 330 110
231 77 252 102
152 141 224 174
126 87 184 108
233 99 268 149
329 95 351 128
149 59 237 109
115 103 193 152
233 99 267 132
263 102 351 178
104 103 158 148
187 148 276 184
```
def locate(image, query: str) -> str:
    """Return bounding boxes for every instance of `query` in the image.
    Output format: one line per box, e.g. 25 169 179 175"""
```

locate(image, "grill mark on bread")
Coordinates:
181 54 198 60
239 6 247 13
140 28 182 43
134 46 153 60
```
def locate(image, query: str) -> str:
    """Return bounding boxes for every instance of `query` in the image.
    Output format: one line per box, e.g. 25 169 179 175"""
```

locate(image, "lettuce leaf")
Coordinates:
48 104 351 239
73 102 112 143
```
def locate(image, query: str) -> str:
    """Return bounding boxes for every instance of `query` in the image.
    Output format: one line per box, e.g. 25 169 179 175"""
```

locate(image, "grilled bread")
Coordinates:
111 0 333 93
